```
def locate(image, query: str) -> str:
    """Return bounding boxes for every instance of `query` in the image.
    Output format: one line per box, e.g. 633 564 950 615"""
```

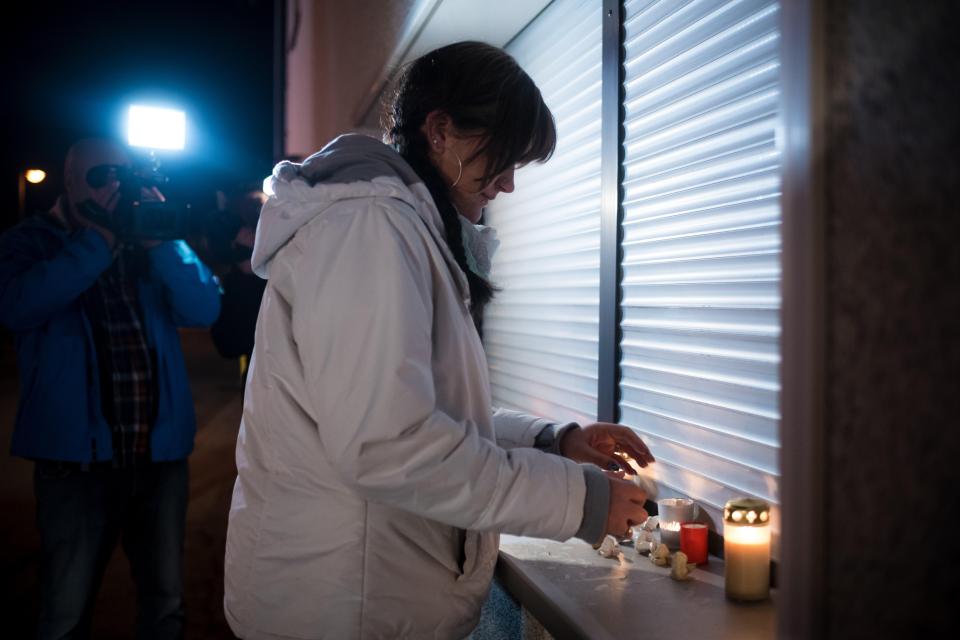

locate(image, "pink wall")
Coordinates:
284 0 416 159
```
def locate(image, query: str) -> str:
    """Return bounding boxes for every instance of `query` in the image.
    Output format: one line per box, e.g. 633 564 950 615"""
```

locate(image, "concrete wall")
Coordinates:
822 0 960 635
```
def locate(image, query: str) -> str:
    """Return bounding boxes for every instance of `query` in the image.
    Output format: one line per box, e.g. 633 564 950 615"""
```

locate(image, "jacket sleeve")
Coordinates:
293 201 588 541
147 240 221 327
0 225 113 331
492 407 561 449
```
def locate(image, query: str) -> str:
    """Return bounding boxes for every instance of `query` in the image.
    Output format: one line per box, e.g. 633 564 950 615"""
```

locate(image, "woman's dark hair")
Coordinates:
385 41 557 333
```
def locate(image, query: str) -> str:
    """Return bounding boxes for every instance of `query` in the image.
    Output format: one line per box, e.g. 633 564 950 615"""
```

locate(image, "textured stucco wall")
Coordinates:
823 0 960 635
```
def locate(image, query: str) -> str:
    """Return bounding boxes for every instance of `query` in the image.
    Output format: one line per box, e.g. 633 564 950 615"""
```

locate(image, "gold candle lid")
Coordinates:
723 497 770 526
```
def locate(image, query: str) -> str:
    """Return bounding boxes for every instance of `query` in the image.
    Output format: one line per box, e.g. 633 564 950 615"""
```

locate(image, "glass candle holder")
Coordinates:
657 498 698 547
723 497 771 601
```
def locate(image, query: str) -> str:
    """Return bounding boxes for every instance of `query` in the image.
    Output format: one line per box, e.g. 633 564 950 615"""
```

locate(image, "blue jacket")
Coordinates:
0 212 221 462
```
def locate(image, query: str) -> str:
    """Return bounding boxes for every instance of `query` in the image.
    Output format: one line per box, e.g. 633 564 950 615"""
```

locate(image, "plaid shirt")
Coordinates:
84 244 156 467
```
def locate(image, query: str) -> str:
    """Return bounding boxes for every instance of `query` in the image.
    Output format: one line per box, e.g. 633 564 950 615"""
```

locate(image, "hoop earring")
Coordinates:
451 150 463 188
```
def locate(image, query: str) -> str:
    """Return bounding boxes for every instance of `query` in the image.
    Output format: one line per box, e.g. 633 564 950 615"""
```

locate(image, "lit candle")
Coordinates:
680 522 708 564
660 521 680 551
723 498 771 601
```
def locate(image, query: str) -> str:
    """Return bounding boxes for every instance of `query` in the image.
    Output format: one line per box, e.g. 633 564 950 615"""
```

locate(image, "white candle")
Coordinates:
723 498 771 601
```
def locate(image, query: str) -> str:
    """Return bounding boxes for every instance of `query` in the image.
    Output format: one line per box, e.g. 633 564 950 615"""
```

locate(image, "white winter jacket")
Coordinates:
224 135 598 639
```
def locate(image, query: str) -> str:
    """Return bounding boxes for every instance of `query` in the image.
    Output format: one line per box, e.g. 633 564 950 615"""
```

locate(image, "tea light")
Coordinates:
680 522 708 564
723 497 771 601
657 498 697 547
661 520 681 537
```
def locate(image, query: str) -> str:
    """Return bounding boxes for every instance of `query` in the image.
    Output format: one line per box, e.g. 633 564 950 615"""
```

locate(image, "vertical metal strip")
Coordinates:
597 0 624 424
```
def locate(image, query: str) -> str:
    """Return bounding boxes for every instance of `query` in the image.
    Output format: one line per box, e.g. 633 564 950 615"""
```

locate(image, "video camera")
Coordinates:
77 154 194 241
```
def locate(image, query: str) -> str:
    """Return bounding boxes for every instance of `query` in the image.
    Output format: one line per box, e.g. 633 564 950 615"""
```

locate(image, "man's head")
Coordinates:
63 138 130 211
228 189 267 228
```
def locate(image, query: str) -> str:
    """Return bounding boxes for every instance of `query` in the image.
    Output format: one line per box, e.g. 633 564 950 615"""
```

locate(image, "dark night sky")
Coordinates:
3 0 276 232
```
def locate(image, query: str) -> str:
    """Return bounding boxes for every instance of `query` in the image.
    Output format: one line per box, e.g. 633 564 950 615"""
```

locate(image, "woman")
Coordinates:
224 42 654 639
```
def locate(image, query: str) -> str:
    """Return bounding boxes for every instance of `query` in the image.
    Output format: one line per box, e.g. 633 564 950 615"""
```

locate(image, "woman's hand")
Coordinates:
560 422 655 476
606 476 649 539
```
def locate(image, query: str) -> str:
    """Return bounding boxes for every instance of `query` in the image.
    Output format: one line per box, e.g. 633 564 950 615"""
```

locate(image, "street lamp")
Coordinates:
25 169 46 184
18 168 47 219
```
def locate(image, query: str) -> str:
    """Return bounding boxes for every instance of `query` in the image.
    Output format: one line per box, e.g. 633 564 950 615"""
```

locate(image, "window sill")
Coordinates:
496 535 776 640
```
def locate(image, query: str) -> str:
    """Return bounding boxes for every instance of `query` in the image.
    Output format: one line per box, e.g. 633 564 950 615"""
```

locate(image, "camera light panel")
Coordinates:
127 105 186 151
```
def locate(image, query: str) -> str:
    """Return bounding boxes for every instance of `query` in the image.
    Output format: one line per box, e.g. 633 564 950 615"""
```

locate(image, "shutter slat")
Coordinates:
621 0 781 529
484 0 603 425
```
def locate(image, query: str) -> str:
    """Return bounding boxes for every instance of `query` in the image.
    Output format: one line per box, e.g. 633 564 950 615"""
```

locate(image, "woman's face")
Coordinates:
422 114 516 223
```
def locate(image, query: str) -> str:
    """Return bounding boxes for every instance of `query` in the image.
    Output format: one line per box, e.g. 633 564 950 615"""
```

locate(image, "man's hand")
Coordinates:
234 226 256 274
606 476 648 539
560 422 655 476
67 170 122 250
69 203 116 251
138 186 165 248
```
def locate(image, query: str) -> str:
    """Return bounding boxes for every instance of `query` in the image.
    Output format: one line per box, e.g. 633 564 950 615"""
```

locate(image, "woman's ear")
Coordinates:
422 110 452 152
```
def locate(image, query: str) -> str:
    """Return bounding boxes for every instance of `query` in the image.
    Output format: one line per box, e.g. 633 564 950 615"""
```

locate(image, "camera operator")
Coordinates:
0 138 221 639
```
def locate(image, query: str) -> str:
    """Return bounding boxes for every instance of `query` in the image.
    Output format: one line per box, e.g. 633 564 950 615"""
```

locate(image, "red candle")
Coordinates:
680 522 708 564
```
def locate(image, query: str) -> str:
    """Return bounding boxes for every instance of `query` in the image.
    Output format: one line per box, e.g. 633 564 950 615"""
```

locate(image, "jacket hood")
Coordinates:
251 134 441 278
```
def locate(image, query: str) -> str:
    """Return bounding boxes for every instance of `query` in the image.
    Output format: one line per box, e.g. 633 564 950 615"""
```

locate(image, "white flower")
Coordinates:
597 535 622 560
650 543 670 566
670 551 695 581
